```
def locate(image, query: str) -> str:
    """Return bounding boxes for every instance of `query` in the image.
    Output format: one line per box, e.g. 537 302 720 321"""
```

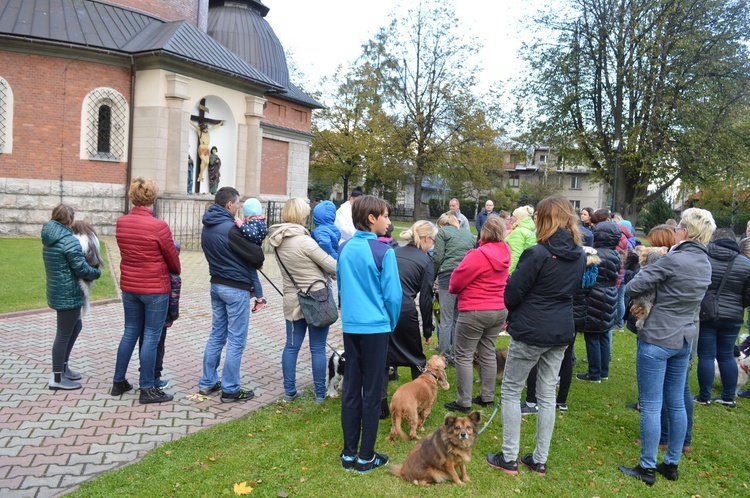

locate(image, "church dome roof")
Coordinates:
207 1 289 88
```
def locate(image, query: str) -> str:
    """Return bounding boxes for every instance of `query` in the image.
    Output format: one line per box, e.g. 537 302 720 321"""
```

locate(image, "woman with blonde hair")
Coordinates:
620 208 715 485
113 178 181 404
381 221 438 417
487 197 585 475
444 216 511 413
268 198 337 403
433 211 475 361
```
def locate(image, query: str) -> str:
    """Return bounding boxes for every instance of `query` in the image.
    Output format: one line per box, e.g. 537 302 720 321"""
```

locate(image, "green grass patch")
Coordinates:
0 238 117 313
72 332 750 497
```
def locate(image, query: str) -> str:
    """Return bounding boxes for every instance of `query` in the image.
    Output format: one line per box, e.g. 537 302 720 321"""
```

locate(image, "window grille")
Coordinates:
84 88 127 160
0 78 7 153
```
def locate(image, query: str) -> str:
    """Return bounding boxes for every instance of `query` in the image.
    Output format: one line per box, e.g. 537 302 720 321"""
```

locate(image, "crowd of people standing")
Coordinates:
40 183 750 483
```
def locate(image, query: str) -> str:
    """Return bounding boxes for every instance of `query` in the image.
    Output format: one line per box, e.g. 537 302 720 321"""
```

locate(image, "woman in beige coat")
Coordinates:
268 198 337 403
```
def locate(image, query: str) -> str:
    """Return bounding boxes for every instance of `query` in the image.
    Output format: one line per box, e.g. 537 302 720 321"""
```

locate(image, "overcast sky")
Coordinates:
267 0 548 93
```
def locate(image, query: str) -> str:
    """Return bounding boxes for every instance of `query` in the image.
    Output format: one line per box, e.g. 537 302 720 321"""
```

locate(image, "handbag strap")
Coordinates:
274 248 303 293
274 247 331 294
715 256 736 298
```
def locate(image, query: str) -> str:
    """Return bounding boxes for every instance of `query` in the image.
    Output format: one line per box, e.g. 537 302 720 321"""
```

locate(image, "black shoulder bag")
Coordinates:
699 257 735 323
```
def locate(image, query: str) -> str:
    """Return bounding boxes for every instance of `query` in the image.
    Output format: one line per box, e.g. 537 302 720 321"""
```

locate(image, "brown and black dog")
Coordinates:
388 355 450 441
390 411 481 486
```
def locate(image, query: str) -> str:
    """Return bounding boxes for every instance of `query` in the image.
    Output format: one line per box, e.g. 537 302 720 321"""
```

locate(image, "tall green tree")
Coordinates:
364 0 493 219
522 0 750 220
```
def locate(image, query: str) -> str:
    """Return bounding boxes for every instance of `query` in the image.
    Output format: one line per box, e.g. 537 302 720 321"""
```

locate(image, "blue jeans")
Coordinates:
636 339 691 468
282 319 329 400
199 284 250 394
584 332 611 380
249 267 263 299
697 320 742 401
114 291 169 389
615 284 626 328
660 368 693 447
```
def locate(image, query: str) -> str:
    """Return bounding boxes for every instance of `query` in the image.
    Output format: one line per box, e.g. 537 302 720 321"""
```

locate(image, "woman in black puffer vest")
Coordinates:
578 221 622 382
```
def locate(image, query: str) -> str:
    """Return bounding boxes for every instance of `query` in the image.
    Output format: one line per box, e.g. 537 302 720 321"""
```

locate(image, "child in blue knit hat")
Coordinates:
236 198 268 313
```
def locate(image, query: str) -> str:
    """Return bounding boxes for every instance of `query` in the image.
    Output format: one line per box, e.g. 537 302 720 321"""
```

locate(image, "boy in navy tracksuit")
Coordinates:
337 195 402 473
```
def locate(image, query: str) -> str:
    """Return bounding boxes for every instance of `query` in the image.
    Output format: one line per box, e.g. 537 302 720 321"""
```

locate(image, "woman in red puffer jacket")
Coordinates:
112 177 181 405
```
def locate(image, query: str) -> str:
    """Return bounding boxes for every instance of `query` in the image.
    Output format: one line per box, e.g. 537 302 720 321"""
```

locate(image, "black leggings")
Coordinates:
52 308 82 372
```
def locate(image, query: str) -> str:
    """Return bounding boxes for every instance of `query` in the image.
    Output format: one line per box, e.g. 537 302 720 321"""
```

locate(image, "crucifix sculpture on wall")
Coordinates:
189 98 224 194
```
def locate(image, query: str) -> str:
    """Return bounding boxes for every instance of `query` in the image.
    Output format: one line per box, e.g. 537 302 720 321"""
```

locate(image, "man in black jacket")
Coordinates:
198 187 264 403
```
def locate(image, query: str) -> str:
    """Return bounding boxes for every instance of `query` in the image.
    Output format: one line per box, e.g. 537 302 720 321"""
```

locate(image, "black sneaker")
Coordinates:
556 402 568 411
619 464 655 486
692 395 711 406
712 397 736 408
738 389 750 399
355 452 388 473
521 454 547 476
444 401 470 413
576 373 601 383
220 388 255 403
198 381 221 396
472 396 494 407
139 386 173 404
341 453 356 471
110 380 133 396
487 452 518 474
521 402 538 415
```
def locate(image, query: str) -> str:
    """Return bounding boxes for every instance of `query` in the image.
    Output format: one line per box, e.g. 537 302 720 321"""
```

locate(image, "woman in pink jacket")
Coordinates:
444 216 511 412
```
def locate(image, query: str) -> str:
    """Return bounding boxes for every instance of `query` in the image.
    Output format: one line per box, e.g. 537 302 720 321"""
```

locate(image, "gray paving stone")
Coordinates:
18 420 53 430
7 437 44 448
19 475 62 489
30 428 65 438
82 462 119 474
88 443 123 454
45 463 84 477
102 451 140 464
59 473 93 489
67 452 104 466
108 434 143 444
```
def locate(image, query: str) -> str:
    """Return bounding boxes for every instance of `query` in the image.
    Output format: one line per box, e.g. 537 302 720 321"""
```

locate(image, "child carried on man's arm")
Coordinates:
235 198 268 313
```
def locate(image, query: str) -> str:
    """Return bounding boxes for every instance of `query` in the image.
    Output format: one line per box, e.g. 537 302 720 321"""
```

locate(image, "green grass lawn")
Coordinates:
72 332 750 497
0 238 117 313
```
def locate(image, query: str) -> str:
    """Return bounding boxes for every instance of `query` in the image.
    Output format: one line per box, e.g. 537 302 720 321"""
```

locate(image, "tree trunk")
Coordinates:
413 173 423 221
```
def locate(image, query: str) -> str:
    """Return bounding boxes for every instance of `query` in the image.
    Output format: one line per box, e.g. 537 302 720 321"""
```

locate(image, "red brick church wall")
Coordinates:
0 52 130 184
263 95 312 134
261 138 289 195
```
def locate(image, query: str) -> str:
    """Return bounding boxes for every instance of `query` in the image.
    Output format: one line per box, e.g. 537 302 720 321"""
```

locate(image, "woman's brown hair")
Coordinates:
128 177 159 207
51 204 75 227
535 196 582 246
647 224 676 249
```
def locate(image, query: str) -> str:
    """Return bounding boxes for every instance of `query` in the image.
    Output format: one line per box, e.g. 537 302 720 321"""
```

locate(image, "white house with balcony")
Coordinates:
503 147 608 212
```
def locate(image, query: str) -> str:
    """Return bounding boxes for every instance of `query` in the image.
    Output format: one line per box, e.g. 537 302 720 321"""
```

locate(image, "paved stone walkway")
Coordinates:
0 237 343 497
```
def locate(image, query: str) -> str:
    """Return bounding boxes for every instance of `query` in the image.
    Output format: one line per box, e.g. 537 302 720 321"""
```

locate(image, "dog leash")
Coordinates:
258 268 284 296
478 401 501 436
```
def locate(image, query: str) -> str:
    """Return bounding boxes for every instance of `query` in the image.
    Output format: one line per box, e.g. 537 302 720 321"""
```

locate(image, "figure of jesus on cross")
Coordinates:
189 99 224 193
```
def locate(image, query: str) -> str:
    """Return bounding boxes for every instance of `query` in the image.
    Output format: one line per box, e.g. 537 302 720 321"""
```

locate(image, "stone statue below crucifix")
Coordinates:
189 99 224 194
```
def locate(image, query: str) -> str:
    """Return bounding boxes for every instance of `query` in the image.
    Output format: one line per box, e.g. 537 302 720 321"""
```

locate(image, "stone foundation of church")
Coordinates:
0 178 126 236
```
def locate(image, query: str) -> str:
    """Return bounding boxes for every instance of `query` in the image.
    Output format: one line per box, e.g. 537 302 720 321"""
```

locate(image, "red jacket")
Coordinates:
116 206 181 294
449 241 511 312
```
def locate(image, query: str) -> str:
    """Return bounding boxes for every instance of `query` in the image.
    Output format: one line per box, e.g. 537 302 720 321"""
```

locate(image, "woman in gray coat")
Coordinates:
619 208 715 485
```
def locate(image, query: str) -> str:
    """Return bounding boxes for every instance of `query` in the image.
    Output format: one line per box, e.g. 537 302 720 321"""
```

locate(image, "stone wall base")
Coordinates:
0 178 126 236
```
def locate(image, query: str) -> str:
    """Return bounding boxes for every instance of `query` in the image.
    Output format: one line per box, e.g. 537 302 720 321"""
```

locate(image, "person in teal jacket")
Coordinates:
337 195 402 474
42 204 102 390
506 205 537 274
